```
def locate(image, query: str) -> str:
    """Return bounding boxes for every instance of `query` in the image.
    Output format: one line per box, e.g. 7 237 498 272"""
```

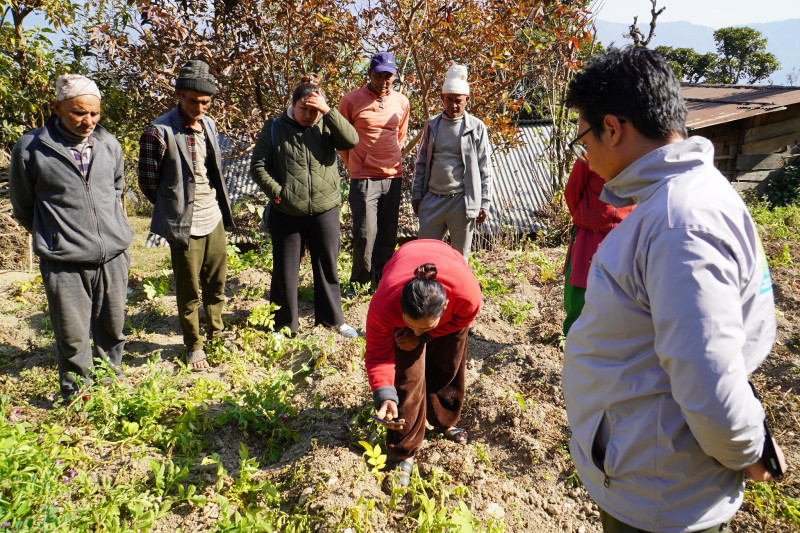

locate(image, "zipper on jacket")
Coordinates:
306 139 313 215
85 179 106 263
603 475 610 488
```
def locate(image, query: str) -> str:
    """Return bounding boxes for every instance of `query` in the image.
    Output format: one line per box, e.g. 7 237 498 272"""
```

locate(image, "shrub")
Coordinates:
764 165 800 207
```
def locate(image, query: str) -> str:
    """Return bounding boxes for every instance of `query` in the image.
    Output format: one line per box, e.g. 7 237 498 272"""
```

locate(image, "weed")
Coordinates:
216 372 299 461
142 270 171 300
749 202 800 241
746 482 800 529
239 286 266 301
126 300 169 336
763 164 800 207
499 298 535 326
769 243 795 268
227 241 272 275
247 302 280 330
360 440 387 476
347 400 386 446
474 443 492 467
9 276 42 306
470 258 509 298
298 283 314 302
562 467 582 489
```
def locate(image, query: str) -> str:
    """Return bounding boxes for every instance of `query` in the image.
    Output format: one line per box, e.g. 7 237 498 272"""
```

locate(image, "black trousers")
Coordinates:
40 252 129 399
269 206 345 333
348 177 402 288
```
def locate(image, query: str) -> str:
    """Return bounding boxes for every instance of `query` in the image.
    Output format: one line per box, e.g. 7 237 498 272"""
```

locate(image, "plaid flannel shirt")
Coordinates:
70 138 93 180
138 107 201 203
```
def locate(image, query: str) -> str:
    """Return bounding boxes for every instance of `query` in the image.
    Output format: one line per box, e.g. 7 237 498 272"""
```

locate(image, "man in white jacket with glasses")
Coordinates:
562 46 785 533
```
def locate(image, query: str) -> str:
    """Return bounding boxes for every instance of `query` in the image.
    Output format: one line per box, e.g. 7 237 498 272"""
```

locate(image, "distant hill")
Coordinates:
594 19 800 85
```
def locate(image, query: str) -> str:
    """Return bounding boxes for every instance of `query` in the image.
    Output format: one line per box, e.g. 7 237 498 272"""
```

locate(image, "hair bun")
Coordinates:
413 263 438 281
301 73 320 85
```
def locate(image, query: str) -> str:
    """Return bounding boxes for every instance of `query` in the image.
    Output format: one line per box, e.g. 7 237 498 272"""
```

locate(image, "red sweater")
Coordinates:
365 240 482 391
564 160 635 288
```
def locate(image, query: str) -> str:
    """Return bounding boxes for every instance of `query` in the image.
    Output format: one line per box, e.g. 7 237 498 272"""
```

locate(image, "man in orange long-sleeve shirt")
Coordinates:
339 52 410 292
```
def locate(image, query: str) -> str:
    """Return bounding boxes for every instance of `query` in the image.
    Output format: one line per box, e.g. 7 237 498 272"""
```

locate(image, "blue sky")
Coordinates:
593 0 800 28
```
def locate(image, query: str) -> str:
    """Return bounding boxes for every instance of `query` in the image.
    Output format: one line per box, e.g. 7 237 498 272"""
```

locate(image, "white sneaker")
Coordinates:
339 323 359 338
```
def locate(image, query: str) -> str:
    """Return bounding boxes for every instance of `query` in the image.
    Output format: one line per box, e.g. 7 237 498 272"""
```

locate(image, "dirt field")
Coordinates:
0 212 798 532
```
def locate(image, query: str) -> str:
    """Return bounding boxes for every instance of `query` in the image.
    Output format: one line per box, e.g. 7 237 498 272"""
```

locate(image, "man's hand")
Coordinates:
744 438 787 482
377 400 399 421
394 327 421 351
476 208 489 224
412 199 421 216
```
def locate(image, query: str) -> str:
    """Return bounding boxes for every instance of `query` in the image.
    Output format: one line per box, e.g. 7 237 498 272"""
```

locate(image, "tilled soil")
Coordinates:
0 222 798 532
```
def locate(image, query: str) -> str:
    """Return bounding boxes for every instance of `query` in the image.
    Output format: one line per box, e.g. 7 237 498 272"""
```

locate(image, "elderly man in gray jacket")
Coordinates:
10 74 134 402
412 64 492 259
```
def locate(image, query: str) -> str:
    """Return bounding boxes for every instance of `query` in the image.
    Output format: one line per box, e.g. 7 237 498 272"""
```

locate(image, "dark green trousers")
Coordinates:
170 221 227 352
562 231 586 336
600 509 730 533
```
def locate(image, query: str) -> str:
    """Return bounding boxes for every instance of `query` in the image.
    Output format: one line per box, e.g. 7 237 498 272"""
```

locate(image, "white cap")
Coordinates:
56 74 101 102
442 64 469 95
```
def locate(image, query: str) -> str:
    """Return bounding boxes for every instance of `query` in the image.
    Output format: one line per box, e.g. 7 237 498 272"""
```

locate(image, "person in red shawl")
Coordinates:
562 159 635 335
364 239 482 487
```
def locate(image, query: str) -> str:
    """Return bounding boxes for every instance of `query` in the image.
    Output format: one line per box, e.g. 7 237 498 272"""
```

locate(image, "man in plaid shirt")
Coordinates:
138 60 234 370
10 74 134 402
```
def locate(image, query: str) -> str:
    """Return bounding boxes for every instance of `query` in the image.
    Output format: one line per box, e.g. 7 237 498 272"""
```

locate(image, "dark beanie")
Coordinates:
175 60 217 96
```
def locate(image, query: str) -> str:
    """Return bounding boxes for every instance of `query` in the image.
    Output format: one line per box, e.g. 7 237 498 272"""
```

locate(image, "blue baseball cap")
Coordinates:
370 52 397 75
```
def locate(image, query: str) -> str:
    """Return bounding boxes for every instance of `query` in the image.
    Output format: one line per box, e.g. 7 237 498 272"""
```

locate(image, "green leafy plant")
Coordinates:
746 482 800 529
142 270 171 300
227 241 273 275
360 440 387 475
470 259 510 298
247 302 280 329
499 298 535 326
216 372 299 461
769 244 795 268
764 165 800 208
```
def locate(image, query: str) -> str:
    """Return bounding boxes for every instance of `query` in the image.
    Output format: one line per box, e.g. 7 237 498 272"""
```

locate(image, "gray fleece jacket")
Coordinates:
411 111 492 218
10 116 133 264
564 136 775 532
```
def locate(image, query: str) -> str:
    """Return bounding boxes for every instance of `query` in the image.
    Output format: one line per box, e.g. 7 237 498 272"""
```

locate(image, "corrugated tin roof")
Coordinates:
683 83 800 130
397 121 555 239
479 121 554 234
147 123 555 247
218 135 261 205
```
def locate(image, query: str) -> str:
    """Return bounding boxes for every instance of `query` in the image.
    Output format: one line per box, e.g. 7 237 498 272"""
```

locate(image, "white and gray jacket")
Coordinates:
411 111 492 218
563 136 775 532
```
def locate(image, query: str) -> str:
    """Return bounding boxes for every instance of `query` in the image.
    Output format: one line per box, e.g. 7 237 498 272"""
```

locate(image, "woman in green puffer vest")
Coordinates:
250 74 360 338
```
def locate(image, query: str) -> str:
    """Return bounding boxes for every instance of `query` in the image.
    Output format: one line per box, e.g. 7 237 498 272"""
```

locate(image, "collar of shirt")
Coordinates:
177 105 205 134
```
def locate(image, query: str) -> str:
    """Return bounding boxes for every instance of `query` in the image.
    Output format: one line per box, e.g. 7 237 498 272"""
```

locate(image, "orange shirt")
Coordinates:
338 85 410 179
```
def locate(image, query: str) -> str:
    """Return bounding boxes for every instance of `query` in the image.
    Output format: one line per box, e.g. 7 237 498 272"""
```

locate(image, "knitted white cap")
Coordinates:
442 64 469 95
56 74 101 102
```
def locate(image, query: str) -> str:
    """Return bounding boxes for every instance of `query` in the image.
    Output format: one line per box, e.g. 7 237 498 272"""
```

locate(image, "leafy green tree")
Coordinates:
655 46 716 83
706 26 780 84
0 0 78 149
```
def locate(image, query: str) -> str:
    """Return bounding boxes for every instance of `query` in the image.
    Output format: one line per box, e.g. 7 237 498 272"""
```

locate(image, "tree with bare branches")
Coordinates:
623 0 665 48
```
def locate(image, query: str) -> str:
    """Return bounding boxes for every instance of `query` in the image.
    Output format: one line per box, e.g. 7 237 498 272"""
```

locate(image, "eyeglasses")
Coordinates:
568 124 598 164
569 118 627 164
